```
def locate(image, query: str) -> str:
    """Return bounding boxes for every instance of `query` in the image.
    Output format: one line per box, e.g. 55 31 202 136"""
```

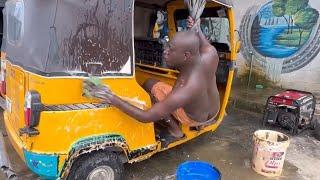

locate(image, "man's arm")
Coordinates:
197 27 212 49
187 16 214 53
109 83 197 123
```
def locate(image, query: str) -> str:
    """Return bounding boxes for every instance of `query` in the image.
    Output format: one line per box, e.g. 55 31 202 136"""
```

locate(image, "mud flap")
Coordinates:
0 130 17 179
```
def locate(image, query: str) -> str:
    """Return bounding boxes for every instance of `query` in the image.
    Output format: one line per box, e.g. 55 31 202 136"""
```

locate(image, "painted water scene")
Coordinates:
251 0 319 58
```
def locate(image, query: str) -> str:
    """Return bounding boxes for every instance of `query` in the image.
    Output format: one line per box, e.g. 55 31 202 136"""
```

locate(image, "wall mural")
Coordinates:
240 0 320 81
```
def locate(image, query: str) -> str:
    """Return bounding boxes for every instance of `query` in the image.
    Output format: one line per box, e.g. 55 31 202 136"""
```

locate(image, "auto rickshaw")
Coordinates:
0 1 5 98
0 0 239 179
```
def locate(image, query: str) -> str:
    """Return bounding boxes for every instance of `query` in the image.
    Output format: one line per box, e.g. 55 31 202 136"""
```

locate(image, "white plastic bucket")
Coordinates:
252 130 290 177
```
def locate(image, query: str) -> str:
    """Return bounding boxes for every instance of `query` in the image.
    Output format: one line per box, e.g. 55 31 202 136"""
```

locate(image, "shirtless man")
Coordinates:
99 17 220 140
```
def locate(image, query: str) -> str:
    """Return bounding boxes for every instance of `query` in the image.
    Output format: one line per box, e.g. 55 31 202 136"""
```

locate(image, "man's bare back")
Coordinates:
181 16 220 123
173 52 220 123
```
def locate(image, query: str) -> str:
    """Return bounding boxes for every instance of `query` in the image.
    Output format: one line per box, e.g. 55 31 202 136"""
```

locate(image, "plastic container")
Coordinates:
255 84 264 89
176 161 221 180
252 130 290 177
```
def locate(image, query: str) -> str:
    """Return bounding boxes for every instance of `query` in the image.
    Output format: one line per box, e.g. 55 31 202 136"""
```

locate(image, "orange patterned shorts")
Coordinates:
151 81 206 127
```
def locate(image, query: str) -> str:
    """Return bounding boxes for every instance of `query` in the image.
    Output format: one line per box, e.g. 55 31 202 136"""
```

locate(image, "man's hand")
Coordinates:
187 16 195 29
93 85 114 104
186 16 213 53
83 79 114 104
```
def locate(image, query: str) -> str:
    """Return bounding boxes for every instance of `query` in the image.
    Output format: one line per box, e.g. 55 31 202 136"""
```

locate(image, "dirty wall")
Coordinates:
234 0 320 93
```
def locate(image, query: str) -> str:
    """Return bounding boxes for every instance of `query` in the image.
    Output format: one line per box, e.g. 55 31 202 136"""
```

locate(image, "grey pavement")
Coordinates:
0 108 319 180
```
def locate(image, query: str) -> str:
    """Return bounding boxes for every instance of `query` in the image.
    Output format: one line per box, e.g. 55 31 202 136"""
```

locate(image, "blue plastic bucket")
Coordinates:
176 161 221 180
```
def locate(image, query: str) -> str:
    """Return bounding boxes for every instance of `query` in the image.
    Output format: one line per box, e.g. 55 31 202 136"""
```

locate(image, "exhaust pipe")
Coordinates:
0 130 17 179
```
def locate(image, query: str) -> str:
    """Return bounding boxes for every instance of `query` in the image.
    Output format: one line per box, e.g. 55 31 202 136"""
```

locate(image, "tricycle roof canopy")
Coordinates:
211 0 233 7
135 0 233 7
3 0 233 77
4 0 134 77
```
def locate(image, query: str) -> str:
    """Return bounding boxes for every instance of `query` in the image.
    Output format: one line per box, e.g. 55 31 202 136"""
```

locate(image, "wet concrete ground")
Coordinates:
1 109 319 180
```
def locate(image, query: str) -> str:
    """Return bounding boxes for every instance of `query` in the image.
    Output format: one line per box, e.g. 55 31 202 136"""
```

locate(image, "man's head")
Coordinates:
163 31 200 68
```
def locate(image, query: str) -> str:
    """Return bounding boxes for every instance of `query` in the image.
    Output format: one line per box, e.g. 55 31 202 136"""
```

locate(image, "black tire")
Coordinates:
262 111 267 127
277 111 297 134
314 118 320 141
310 117 317 130
67 151 124 180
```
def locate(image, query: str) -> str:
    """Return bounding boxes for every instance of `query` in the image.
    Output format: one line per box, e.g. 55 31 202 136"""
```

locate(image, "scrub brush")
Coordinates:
82 76 112 102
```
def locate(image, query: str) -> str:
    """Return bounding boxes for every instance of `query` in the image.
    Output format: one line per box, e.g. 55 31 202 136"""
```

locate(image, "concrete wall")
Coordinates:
233 0 320 93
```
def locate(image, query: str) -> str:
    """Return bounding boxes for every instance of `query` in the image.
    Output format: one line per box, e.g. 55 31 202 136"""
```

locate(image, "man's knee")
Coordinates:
142 79 160 93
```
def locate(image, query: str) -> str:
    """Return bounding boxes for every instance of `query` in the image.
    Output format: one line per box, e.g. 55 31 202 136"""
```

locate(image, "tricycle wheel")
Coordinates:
67 151 124 180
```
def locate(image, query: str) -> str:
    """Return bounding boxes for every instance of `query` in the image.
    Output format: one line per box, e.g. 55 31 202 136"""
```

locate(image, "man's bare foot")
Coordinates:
168 127 184 138
165 116 184 138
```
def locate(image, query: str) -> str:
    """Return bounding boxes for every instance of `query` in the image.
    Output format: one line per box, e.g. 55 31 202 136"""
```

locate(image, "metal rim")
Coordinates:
87 165 115 180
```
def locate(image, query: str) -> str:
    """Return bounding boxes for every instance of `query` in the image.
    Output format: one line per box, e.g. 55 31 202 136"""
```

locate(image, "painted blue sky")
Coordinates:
258 2 289 26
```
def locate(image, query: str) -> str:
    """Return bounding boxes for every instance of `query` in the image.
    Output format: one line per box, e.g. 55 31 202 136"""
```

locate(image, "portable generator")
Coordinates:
262 89 317 135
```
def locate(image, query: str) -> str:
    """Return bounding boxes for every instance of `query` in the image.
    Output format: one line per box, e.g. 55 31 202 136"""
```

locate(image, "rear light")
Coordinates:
24 93 32 127
20 91 42 136
0 60 6 95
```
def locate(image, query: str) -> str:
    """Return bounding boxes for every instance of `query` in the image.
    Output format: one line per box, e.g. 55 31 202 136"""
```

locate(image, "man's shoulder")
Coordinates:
207 45 218 56
201 46 218 64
